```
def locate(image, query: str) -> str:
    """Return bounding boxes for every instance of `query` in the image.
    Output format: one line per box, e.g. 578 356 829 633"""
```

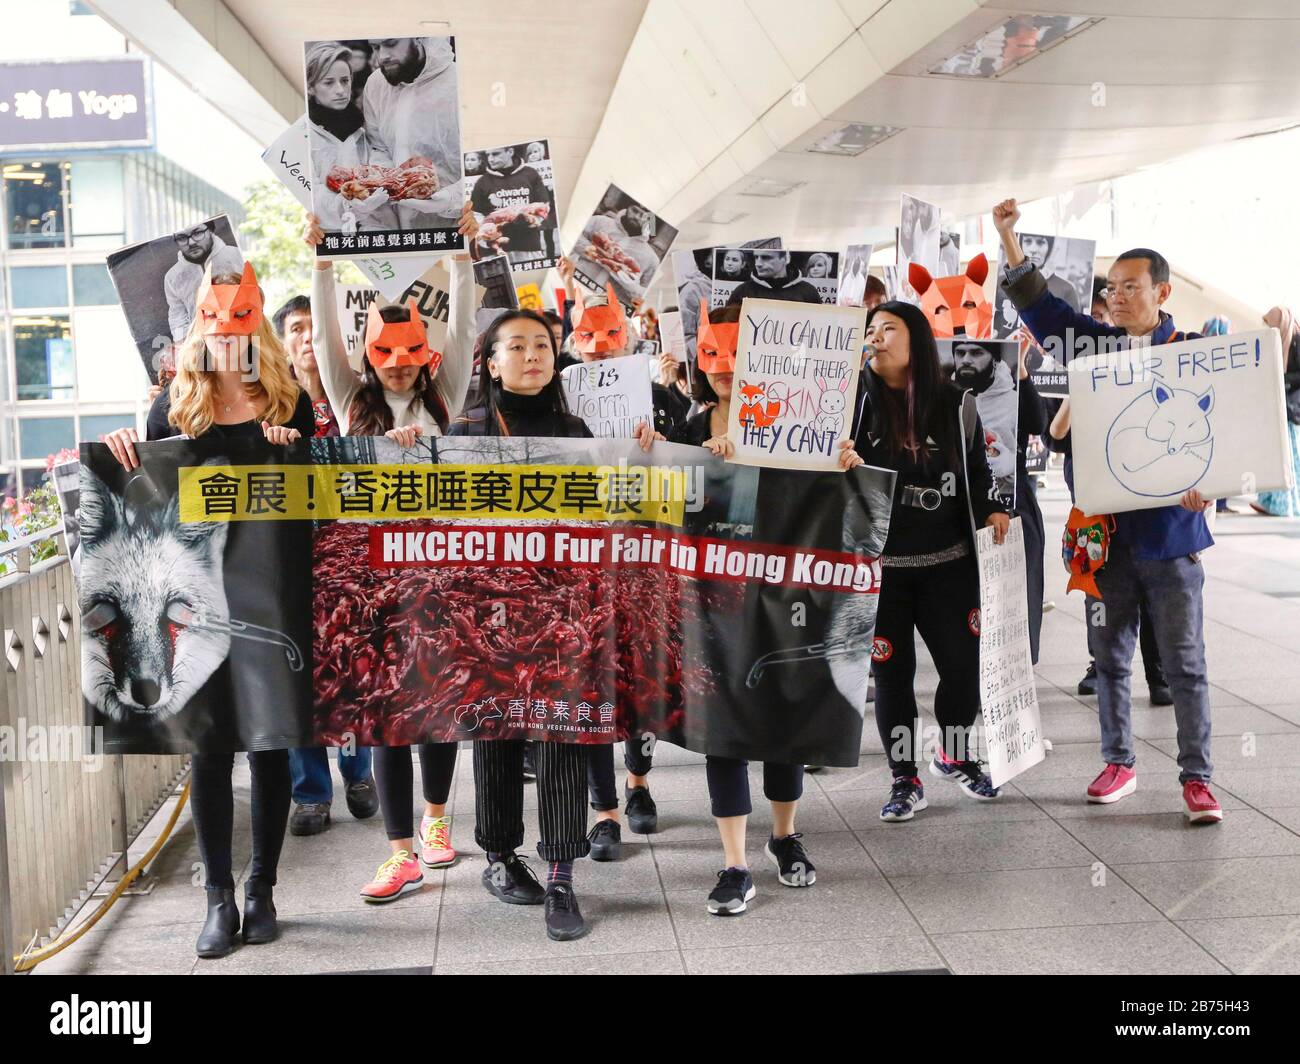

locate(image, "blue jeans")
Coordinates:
1087 542 1213 783
288 746 373 805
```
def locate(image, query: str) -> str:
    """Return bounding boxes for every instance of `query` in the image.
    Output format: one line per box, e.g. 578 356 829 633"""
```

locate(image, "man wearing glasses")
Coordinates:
163 221 244 342
993 197 1223 826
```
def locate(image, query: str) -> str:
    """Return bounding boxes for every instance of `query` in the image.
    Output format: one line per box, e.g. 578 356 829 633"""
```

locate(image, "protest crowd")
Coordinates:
61 31 1298 962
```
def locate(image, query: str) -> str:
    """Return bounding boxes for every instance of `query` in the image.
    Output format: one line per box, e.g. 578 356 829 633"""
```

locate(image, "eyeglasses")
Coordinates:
174 228 208 244
1100 282 1159 301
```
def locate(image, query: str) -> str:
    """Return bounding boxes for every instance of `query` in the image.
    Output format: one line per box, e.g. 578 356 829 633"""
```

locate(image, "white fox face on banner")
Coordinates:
1069 329 1294 513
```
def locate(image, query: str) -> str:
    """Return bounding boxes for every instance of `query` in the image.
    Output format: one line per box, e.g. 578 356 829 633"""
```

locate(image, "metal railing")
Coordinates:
0 534 188 973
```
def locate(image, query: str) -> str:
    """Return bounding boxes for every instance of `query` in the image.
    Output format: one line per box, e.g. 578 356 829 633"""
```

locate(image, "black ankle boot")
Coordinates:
242 881 279 945
196 888 240 959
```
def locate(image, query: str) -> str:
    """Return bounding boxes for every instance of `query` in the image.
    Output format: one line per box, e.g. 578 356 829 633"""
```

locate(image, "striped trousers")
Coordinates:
473 740 591 862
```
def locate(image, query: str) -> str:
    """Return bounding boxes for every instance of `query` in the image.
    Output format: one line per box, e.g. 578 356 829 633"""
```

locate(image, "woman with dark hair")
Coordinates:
447 308 595 941
853 300 1009 823
304 209 480 904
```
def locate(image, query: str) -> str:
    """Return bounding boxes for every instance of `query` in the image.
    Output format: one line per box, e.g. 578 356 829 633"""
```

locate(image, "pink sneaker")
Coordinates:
1183 781 1223 824
359 851 424 903
420 815 457 869
1086 763 1137 804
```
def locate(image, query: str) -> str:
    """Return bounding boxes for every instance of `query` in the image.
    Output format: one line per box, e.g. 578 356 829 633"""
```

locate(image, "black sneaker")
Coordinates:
522 742 537 782
880 775 928 822
481 853 545 905
345 777 379 820
1077 662 1098 696
624 785 658 834
766 833 816 887
543 884 587 941
587 819 622 861
928 755 1000 800
707 867 755 916
289 802 330 836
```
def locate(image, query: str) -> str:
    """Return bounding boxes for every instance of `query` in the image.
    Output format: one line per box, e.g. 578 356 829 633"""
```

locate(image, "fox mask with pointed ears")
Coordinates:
196 261 262 336
365 299 436 370
696 298 739 374
572 283 628 354
910 253 994 339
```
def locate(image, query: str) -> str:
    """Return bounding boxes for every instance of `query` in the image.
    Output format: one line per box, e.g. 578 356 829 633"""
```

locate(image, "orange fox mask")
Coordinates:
196 261 262 337
696 298 738 374
910 253 993 339
365 299 435 370
572 283 628 354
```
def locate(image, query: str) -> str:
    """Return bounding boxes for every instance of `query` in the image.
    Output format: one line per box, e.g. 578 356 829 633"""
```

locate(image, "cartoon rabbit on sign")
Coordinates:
814 374 849 436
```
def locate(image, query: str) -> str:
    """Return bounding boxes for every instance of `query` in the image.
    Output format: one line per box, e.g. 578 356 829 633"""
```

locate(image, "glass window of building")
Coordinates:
19 416 75 460
5 161 67 249
69 158 126 248
14 315 74 400
10 265 69 309
79 413 134 441
72 263 116 306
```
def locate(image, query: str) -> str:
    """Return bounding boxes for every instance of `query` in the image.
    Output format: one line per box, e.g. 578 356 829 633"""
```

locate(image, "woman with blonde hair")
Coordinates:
101 262 316 960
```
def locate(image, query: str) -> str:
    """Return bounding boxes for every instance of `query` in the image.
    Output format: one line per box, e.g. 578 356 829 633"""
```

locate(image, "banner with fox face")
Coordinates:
76 436 894 764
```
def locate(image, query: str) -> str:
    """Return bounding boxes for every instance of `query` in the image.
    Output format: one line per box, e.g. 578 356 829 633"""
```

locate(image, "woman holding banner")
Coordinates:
854 301 1010 824
100 263 316 959
675 304 866 916
303 209 478 906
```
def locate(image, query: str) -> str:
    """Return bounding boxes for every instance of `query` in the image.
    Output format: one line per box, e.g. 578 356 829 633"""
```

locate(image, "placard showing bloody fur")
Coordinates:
726 299 866 472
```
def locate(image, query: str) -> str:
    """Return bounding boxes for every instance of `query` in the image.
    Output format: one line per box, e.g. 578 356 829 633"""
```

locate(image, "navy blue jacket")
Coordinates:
1002 264 1213 560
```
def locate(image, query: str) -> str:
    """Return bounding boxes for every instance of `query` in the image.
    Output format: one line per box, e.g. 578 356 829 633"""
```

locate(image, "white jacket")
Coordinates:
361 38 463 228
311 258 475 437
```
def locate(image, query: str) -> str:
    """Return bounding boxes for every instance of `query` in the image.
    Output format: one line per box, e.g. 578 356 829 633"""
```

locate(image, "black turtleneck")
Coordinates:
308 99 364 143
448 385 593 439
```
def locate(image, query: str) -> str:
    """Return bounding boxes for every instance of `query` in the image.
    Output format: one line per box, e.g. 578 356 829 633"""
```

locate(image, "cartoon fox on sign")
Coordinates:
737 381 782 428
1106 377 1215 497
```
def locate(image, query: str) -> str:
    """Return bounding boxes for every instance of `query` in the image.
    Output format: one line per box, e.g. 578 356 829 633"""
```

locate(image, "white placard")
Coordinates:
1069 329 1294 514
726 298 864 471
976 518 1045 788
261 116 313 209
334 259 466 373
561 354 655 439
659 310 687 363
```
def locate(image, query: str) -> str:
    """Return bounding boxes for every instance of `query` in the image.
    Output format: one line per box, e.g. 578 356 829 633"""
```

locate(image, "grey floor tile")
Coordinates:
1059 809 1300 866
1114 856 1300 920
1175 915 1300 974
434 891 676 964
682 932 945 975
933 922 1227 975
890 866 1163 934
856 818 1095 876
1213 768 1300 808
436 950 686 975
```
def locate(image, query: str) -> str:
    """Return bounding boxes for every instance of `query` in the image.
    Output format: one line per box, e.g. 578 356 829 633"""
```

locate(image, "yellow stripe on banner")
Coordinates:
176 464 689 526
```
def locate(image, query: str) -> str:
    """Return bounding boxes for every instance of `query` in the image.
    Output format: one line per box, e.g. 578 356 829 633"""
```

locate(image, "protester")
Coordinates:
862 274 888 313
268 293 379 834
446 308 598 941
1252 306 1300 517
304 205 480 897
852 301 1009 824
101 263 315 958
995 197 1222 822
664 305 864 913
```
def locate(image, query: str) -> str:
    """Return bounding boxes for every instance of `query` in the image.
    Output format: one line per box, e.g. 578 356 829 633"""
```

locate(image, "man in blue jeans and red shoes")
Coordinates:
994 198 1222 824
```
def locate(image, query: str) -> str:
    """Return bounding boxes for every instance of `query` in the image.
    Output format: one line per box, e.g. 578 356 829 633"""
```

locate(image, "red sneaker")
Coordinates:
1086 763 1137 804
1183 781 1223 824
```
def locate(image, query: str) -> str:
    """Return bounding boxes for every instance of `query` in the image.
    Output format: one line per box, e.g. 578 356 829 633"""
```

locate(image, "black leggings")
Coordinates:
474 740 591 862
587 740 656 811
190 749 291 892
705 757 804 819
872 555 982 778
372 743 458 841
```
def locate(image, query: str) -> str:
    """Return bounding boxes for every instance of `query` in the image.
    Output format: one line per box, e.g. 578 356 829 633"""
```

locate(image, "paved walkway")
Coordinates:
35 480 1300 975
